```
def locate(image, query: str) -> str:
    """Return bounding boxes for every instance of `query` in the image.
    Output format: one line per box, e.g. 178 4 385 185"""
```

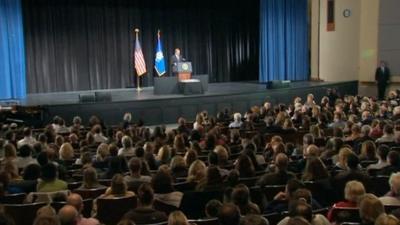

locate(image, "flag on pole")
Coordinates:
134 29 147 76
154 30 166 76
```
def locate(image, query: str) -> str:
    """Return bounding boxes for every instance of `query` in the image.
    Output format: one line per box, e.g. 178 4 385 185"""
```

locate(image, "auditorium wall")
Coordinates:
312 0 400 89
379 0 400 77
315 0 361 82
378 0 400 89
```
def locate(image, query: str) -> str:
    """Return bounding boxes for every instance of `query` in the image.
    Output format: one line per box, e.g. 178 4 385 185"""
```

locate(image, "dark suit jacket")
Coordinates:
376 165 400 176
256 170 295 187
375 67 390 85
333 169 371 199
123 207 168 224
171 54 185 73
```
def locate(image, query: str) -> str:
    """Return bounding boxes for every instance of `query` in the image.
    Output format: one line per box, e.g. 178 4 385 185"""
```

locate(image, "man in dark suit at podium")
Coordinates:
375 61 391 100
171 48 185 76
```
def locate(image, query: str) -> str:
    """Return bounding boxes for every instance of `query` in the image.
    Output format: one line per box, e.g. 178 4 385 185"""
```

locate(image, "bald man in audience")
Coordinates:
257 153 295 187
380 172 400 205
67 193 100 225
58 205 79 225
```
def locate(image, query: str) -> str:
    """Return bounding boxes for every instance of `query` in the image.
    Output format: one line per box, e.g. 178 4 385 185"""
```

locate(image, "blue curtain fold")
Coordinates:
0 0 26 100
259 0 309 82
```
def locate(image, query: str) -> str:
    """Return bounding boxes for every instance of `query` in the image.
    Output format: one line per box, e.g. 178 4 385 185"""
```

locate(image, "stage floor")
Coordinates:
24 81 344 106
14 80 358 126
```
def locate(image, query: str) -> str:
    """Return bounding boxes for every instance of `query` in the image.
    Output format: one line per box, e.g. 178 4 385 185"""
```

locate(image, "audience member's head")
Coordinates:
33 216 60 225
19 144 33 158
274 153 289 171
122 136 133 149
23 163 41 180
235 155 255 177
214 145 229 166
167 211 189 225
184 149 198 168
346 153 360 170
36 205 57 217
302 134 314 147
41 163 58 182
4 143 16 159
389 172 400 196
344 180 365 203
377 145 390 161
187 160 206 183
361 125 372 137
359 193 385 224
388 151 400 167
66 193 85 214
286 179 305 200
291 188 312 205
288 199 312 223
205 199 223 218
239 214 269 225
360 140 377 160
151 170 174 194
302 157 329 181
231 184 259 215
137 183 154 207
117 219 136 225
59 143 74 160
205 165 222 185
375 213 400 225
58 205 78 225
286 217 311 225
128 157 142 175
218 203 241 225
82 167 100 189
170 155 186 172
110 174 128 196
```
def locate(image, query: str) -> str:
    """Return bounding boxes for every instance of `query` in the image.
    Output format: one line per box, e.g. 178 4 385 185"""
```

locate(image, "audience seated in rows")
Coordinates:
2 89 400 224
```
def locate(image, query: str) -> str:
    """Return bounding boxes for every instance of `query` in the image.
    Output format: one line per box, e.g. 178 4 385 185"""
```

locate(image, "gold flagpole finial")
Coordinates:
134 28 140 33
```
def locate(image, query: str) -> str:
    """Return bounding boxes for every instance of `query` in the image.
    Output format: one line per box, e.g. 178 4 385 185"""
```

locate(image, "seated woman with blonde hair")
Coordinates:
327 180 366 221
187 160 207 184
76 167 106 190
101 174 135 198
92 174 134 217
168 211 190 225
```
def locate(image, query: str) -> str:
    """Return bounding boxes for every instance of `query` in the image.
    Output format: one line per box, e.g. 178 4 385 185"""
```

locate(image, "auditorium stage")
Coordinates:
20 80 357 126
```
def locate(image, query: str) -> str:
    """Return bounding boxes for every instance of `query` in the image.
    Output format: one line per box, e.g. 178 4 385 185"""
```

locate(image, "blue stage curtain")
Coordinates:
0 0 26 100
259 0 309 82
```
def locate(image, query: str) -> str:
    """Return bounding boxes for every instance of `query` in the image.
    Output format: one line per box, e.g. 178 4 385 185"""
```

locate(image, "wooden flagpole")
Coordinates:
135 28 142 92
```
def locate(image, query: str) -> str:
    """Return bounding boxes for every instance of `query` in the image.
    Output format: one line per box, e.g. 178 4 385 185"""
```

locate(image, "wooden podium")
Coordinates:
177 62 192 81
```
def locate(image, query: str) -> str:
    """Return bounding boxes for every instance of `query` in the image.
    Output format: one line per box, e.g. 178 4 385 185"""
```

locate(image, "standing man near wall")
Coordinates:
375 61 391 100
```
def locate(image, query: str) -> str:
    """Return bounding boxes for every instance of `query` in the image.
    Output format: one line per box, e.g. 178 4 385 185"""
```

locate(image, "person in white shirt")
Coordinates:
368 145 390 171
92 125 108 143
17 127 37 149
193 113 205 130
376 124 396 143
70 116 84 132
124 157 152 184
118 136 135 157
56 119 70 134
229 113 243 128
15 145 38 169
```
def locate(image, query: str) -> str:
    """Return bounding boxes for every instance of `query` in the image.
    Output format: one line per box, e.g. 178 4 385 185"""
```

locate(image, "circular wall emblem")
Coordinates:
182 63 189 70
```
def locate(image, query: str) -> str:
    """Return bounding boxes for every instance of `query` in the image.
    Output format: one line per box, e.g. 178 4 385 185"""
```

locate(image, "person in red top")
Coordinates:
327 180 366 222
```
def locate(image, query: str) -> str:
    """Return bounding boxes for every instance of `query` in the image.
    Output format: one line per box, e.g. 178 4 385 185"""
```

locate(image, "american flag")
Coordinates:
134 36 146 76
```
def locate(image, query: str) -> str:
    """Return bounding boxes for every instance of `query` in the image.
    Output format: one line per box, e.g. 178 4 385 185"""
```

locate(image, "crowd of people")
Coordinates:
1 88 400 225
